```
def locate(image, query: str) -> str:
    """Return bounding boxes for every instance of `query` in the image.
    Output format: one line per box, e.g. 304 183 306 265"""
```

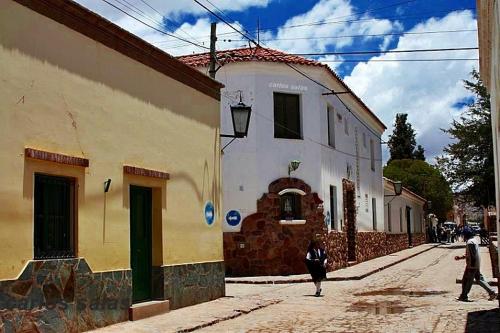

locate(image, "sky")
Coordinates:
75 0 479 164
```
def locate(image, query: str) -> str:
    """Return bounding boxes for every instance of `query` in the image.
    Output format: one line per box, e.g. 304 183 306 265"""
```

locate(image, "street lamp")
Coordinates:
221 91 251 138
385 180 403 197
288 160 301 176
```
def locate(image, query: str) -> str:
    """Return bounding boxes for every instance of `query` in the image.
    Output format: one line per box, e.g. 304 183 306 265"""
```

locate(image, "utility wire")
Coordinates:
289 47 478 56
192 0 258 45
222 29 478 43
191 7 476 39
220 91 381 161
321 58 478 62
157 28 477 48
137 0 204 45
100 0 208 50
190 0 382 156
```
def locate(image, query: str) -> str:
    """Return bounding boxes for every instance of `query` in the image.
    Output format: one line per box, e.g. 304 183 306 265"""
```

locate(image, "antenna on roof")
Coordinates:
257 17 260 46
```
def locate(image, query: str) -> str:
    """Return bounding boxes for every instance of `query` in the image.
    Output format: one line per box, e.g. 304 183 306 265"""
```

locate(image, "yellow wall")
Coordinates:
0 0 223 280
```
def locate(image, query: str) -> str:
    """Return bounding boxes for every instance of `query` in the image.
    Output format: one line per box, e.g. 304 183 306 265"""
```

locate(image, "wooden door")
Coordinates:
130 185 153 303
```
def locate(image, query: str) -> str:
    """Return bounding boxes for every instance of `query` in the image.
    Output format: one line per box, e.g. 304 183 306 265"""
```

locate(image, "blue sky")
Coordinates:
76 0 479 163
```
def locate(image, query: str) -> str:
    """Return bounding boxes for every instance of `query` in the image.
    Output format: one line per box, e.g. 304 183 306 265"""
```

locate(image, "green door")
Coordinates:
130 185 153 303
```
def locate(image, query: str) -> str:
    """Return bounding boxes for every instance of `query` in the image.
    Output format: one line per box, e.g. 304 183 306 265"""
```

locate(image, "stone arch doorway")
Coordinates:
343 179 356 262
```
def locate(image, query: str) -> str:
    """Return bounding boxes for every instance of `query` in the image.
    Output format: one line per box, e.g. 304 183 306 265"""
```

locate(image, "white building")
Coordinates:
179 47 386 235
384 178 426 246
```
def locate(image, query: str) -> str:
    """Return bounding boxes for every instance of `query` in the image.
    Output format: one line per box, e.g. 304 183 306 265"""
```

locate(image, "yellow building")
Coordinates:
0 0 224 330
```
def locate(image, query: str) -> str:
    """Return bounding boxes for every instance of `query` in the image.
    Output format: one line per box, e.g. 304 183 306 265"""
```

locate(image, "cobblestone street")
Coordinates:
95 243 498 333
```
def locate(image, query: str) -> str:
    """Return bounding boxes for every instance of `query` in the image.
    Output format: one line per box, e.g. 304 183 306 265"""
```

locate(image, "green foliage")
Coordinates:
384 159 453 221
436 70 494 207
387 114 425 162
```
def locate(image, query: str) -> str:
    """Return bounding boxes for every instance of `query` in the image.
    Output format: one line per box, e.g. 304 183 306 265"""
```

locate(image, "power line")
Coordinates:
192 0 258 45
100 0 208 50
321 58 478 62
220 91 382 161
249 7 477 34
192 7 476 39
138 0 204 45
283 62 384 139
282 47 478 57
188 0 383 154
222 29 478 43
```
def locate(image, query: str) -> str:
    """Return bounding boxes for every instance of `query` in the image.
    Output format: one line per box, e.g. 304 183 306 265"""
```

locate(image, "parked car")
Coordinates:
443 221 456 231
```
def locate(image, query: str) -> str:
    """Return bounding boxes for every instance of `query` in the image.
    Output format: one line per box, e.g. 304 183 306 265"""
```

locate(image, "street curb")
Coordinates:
175 299 282 333
225 244 440 285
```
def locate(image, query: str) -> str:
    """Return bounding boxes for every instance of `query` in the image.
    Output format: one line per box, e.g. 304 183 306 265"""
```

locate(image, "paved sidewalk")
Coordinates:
92 296 281 333
226 243 438 284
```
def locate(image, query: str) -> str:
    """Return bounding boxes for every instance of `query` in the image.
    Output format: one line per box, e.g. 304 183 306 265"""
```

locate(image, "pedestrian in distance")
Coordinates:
305 240 327 297
455 227 498 302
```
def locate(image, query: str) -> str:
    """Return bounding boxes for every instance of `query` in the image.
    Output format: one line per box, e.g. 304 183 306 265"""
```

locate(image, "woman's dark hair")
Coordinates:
307 240 318 253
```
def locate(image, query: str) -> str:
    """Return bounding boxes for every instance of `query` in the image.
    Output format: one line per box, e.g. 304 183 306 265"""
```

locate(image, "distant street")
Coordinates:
95 242 498 333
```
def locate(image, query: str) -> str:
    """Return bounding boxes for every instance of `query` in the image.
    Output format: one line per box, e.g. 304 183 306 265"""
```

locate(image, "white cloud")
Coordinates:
262 0 401 53
343 10 478 163
75 0 273 20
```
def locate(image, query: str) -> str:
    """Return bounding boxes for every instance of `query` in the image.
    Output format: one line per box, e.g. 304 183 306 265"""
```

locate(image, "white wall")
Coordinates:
209 62 384 232
383 184 426 234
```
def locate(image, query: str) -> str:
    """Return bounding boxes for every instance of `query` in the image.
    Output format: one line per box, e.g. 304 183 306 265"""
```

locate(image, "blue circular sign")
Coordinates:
204 201 215 226
226 210 242 227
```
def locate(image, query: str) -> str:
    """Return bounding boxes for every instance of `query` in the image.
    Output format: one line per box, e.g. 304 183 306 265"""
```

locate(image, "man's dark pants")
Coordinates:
460 268 496 299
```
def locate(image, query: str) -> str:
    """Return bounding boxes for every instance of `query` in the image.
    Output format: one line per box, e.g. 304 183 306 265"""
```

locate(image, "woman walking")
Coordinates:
305 240 327 297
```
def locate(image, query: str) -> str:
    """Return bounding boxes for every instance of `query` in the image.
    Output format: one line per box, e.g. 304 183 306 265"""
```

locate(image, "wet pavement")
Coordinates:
93 242 498 333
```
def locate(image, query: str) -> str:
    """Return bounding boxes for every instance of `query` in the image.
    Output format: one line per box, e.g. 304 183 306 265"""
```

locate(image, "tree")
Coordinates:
436 70 494 207
413 145 425 161
387 114 416 162
387 113 426 162
384 159 453 221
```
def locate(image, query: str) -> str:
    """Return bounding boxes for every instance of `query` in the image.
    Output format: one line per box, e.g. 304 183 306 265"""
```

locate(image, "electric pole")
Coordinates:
209 22 217 79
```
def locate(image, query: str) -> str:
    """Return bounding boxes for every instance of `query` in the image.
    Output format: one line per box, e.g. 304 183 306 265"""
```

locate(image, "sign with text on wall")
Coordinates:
225 210 242 227
204 201 215 226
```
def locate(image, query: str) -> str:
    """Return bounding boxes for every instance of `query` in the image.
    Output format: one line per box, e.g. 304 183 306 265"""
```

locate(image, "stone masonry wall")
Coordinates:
0 259 131 332
224 177 428 277
386 233 410 254
321 231 348 271
355 232 387 263
159 261 225 309
412 233 426 246
224 178 326 277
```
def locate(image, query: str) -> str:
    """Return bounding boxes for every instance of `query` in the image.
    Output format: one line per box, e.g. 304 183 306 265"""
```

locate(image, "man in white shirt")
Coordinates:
455 227 498 302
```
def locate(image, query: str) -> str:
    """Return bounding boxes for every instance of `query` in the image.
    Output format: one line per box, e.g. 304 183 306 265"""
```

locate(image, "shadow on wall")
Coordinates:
465 308 499 333
2 2 219 127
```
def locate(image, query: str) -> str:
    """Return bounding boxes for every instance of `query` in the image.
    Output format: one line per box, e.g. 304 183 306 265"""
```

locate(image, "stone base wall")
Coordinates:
0 259 226 331
0 259 131 332
322 232 348 271
223 177 326 277
355 232 387 263
155 261 225 309
386 233 410 254
412 233 426 246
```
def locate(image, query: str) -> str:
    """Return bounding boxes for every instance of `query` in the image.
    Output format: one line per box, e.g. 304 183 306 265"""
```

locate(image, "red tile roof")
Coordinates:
178 47 386 131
